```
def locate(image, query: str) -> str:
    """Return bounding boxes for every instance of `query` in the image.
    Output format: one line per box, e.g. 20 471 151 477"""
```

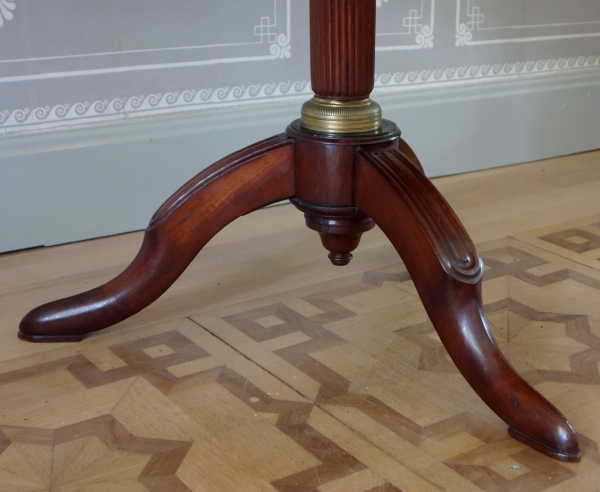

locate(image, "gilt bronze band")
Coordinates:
300 97 382 135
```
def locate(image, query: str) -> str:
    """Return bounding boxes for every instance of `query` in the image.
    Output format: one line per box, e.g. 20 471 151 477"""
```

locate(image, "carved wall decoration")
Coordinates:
0 0 296 133
0 0 15 28
456 0 600 46
376 0 435 50
0 0 291 83
375 55 600 89
0 0 599 134
0 81 312 133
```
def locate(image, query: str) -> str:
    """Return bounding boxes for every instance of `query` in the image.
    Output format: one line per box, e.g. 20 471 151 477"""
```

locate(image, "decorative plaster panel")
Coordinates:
1 0 291 83
0 0 599 133
456 0 600 46
376 0 435 50
0 0 15 28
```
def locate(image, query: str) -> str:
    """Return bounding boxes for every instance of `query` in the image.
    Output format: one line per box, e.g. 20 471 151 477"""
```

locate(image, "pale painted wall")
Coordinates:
1 0 599 252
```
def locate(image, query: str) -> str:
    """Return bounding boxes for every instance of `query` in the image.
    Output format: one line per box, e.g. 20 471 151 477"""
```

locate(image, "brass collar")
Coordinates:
301 97 382 135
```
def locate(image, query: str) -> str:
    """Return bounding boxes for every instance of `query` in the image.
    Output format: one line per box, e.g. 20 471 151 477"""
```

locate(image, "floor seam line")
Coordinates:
185 315 449 492
186 316 308 401
509 235 600 272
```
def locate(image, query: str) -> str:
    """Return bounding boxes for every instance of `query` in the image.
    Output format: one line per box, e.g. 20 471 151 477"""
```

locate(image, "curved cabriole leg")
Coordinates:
355 144 581 463
19 135 295 342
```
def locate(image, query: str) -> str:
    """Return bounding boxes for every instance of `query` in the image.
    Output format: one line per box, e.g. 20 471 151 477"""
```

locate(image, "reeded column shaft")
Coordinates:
310 0 376 101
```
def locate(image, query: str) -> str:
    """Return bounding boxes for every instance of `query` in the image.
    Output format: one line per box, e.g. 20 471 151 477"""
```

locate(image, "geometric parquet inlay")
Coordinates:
3 208 600 490
193 238 600 492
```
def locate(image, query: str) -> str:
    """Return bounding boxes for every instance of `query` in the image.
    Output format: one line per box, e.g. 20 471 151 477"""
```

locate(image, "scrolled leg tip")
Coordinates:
509 427 581 463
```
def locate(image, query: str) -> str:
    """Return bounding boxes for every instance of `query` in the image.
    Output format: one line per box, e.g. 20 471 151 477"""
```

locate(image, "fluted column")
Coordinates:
310 0 376 100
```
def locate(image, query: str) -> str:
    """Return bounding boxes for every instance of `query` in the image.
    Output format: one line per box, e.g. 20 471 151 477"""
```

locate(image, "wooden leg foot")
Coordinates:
355 143 581 462
19 135 295 342
17 332 83 343
509 427 581 463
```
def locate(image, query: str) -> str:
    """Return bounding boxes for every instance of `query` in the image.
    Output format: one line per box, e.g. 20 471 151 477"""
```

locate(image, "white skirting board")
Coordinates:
1 68 599 253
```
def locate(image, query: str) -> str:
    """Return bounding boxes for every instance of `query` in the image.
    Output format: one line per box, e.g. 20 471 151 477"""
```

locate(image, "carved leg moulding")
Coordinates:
18 0 581 463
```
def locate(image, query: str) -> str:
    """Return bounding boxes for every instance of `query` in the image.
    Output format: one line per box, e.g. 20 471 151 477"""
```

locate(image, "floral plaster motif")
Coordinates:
0 0 16 28
253 3 291 59
455 0 600 46
375 0 435 50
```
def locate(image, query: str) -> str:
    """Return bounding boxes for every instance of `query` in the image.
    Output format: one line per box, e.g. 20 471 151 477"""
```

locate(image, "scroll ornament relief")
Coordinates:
0 0 295 132
374 55 600 88
239 0 293 60
3 54 599 133
455 0 600 46
0 0 15 28
0 81 312 133
409 10 434 49
456 2 482 46
269 31 291 59
253 14 291 59
376 0 434 50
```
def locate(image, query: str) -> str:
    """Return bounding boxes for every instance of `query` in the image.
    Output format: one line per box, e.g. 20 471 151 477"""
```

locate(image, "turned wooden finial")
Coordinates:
301 0 382 134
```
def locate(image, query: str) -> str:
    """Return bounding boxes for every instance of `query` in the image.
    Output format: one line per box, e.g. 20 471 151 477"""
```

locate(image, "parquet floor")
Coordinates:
1 150 599 491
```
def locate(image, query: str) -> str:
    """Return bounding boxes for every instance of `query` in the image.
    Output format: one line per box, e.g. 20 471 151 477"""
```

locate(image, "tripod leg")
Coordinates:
19 135 295 342
355 145 581 462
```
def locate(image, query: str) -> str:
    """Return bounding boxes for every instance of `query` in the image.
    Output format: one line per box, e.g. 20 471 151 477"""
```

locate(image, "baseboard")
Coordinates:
376 68 600 176
1 68 599 253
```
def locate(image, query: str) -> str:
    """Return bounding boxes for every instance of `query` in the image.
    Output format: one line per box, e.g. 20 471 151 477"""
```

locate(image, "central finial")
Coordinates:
300 0 382 134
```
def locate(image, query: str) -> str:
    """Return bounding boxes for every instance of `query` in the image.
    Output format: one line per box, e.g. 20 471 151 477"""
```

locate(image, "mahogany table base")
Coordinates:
18 120 581 463
18 0 581 464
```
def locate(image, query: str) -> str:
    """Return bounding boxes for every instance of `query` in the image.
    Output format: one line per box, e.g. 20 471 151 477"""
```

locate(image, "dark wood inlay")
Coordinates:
215 367 376 491
482 246 600 290
361 270 411 286
69 331 211 393
540 228 600 254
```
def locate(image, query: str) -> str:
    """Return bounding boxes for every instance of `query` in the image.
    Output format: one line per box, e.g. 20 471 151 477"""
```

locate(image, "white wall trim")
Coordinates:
2 54 599 134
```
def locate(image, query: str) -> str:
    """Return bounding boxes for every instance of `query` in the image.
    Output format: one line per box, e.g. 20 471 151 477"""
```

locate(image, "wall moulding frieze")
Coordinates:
376 0 434 50
2 1 600 134
0 81 312 134
375 56 600 89
2 55 599 134
456 0 600 46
